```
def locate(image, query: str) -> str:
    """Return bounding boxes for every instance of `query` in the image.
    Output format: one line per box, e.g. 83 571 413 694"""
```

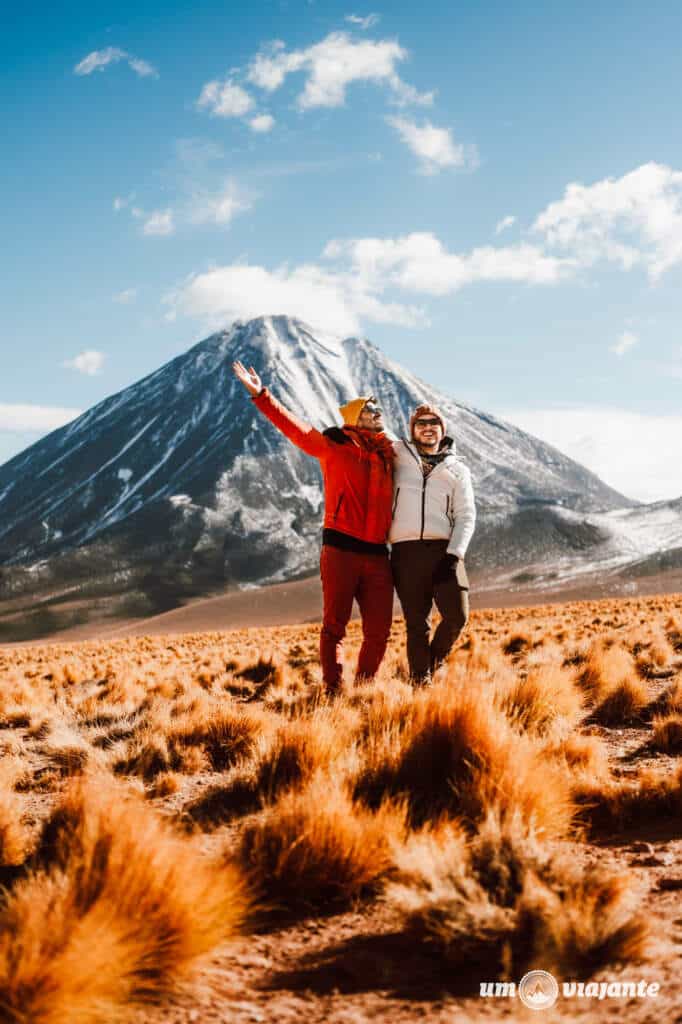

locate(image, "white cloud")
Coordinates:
499 406 682 503
143 209 175 236
247 31 432 110
249 113 275 133
62 350 105 376
325 232 572 294
0 404 82 434
387 116 477 174
113 288 137 304
345 13 380 29
610 330 638 356
113 196 127 211
128 56 157 78
533 162 682 279
495 215 516 235
188 181 252 226
165 261 426 336
74 47 158 78
196 79 254 117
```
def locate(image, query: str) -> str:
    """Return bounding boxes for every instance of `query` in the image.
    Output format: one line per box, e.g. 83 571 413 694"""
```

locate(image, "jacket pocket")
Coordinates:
333 492 344 520
391 486 400 518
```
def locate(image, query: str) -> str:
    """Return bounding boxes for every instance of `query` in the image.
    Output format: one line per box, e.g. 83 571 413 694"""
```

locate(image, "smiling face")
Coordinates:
357 399 385 433
412 415 444 452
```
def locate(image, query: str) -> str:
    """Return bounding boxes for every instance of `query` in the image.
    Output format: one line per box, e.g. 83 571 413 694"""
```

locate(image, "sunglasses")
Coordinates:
414 417 441 428
362 404 383 417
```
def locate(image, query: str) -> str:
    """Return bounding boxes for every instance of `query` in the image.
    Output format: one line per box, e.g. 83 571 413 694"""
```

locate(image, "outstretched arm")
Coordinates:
232 360 327 458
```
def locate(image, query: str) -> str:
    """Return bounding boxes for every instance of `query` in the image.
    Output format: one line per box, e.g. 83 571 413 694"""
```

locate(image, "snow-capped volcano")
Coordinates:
0 315 644 611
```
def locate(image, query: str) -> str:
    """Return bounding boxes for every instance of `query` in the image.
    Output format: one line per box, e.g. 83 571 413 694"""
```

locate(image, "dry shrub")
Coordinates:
354 682 573 837
388 823 515 975
253 705 358 800
238 776 406 914
576 641 648 725
660 677 682 714
493 664 583 735
0 760 29 868
578 643 636 700
0 776 248 1022
575 762 682 834
633 628 674 677
542 733 610 783
168 706 265 770
502 632 532 657
115 729 173 781
649 713 682 754
387 813 651 980
150 771 181 798
591 676 649 726
235 653 284 687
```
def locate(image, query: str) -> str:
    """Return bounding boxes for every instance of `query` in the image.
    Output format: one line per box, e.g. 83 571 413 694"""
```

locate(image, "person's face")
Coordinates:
357 400 385 432
412 415 443 449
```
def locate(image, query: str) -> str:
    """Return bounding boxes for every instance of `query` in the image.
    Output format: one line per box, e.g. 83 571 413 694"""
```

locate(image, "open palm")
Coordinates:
233 360 262 396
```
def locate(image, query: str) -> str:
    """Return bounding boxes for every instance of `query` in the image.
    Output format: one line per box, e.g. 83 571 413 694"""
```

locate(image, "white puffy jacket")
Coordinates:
388 438 476 559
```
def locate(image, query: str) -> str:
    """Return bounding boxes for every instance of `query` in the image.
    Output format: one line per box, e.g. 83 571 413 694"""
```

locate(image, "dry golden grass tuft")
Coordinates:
575 762 682 834
0 775 249 1023
578 641 635 701
0 758 29 868
650 712 682 753
493 662 583 735
354 680 574 837
237 775 407 914
591 675 649 726
387 811 652 980
542 733 611 783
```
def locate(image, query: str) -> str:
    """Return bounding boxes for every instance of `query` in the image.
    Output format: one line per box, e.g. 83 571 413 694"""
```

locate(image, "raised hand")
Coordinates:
232 360 263 397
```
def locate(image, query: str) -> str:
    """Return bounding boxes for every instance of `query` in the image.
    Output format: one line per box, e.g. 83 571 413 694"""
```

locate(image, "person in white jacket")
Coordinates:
389 402 476 683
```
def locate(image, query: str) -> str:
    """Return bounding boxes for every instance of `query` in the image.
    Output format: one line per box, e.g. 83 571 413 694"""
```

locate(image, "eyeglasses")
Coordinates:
362 404 382 418
414 417 441 428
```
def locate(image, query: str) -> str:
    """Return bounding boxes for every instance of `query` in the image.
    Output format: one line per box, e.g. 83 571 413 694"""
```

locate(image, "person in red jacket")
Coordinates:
233 360 395 692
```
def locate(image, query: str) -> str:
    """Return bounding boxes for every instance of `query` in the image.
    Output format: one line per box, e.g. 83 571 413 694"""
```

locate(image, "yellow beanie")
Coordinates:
338 396 372 428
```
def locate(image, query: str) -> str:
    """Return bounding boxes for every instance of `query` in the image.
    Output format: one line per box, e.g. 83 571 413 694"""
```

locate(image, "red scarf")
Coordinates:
343 427 395 541
343 427 395 469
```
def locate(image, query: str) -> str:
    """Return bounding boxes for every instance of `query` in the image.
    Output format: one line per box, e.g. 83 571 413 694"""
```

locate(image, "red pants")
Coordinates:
319 545 394 688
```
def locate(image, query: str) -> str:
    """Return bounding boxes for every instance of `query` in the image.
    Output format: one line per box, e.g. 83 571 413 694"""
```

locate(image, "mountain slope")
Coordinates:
0 316 638 612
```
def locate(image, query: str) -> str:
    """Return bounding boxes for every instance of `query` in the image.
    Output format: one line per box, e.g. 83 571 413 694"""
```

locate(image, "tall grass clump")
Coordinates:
237 775 406 915
0 776 249 1023
386 812 652 982
354 682 573 837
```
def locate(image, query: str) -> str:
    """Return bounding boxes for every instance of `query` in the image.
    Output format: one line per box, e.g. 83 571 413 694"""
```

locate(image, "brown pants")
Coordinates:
391 539 469 683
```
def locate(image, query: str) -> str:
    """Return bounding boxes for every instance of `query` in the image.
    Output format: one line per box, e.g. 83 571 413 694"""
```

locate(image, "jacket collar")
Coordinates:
402 436 457 458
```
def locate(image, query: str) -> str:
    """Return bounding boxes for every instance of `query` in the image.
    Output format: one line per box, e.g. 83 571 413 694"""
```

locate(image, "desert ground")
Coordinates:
1 593 682 1022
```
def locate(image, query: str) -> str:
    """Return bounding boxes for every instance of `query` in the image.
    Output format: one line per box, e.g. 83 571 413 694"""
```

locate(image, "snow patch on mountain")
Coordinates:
0 314 647 595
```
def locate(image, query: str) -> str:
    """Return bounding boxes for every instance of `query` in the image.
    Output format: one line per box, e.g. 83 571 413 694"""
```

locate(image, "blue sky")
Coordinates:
3 0 682 501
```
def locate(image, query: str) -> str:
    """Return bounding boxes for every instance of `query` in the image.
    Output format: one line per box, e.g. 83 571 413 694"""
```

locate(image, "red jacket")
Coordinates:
252 388 394 544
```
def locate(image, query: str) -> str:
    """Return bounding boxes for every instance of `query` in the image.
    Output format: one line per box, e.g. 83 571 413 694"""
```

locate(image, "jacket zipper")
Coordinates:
420 476 427 539
392 486 400 518
402 438 448 540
